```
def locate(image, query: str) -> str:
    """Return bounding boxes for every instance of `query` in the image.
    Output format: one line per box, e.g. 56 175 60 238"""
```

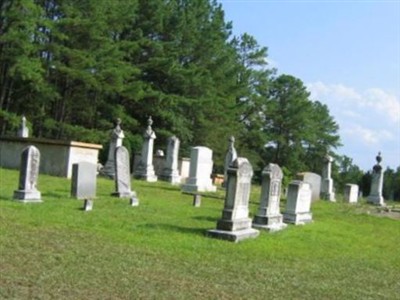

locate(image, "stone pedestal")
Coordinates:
321 154 336 202
344 184 359 203
134 117 157 182
160 136 181 184
102 118 124 179
208 158 259 242
13 146 42 203
253 163 287 232
71 162 97 199
182 147 216 193
283 181 312 225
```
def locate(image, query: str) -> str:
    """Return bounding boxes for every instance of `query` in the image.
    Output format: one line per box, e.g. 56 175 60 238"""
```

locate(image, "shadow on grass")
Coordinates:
136 223 207 237
0 195 13 202
140 184 181 192
192 215 217 222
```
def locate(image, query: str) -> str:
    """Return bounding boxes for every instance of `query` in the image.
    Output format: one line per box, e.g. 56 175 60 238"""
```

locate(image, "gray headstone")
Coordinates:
367 152 385 206
344 184 359 203
17 115 29 138
181 146 216 193
13 145 42 202
102 118 125 179
283 180 313 225
208 158 259 242
112 146 137 200
193 194 201 207
160 135 181 184
222 136 238 187
253 163 287 232
71 162 97 199
321 154 336 202
296 172 321 202
134 116 157 182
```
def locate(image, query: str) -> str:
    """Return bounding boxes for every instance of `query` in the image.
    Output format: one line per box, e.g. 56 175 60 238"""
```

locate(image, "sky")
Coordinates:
219 0 400 171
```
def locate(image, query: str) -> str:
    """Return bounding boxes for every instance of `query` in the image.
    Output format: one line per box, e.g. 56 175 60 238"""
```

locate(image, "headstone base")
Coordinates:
367 195 385 206
160 174 181 185
13 190 42 202
129 195 139 206
322 192 336 202
134 173 158 182
181 183 217 193
252 214 287 232
283 212 313 225
216 218 252 232
83 199 93 211
207 228 259 243
112 191 136 198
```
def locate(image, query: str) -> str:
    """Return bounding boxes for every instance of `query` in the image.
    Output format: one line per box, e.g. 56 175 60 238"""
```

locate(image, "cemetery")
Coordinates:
1 1 399 298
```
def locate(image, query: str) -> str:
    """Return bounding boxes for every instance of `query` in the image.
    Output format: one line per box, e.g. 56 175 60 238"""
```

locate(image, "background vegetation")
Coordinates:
0 0 399 199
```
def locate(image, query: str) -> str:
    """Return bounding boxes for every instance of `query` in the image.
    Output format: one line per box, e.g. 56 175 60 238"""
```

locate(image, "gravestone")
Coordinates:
283 180 312 225
102 118 125 178
253 163 287 232
321 154 336 202
83 199 93 211
17 115 29 138
296 172 321 202
134 116 157 182
208 158 259 242
193 194 201 207
13 145 42 202
181 146 216 193
222 136 238 187
160 135 181 184
344 184 359 203
112 146 138 203
71 162 97 199
367 152 385 206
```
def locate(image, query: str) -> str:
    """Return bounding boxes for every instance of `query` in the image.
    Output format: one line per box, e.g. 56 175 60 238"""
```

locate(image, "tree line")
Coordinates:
0 0 398 199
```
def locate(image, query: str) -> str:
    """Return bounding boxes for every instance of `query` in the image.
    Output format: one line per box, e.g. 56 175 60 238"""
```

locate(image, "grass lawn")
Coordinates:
0 167 399 299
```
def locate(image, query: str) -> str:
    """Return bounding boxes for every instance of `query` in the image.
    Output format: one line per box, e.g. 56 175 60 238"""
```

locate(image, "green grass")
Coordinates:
0 168 399 299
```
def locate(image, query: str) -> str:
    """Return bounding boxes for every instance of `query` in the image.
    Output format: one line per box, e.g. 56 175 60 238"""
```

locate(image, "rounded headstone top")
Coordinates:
230 157 253 177
263 163 283 179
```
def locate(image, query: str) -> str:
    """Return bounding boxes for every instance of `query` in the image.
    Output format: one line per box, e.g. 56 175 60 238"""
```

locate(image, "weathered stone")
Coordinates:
181 146 216 193
160 136 181 184
13 145 42 202
112 146 137 200
193 194 201 207
367 152 385 206
296 172 321 202
253 163 287 232
134 116 157 182
71 162 97 199
321 154 336 202
83 199 93 211
283 180 312 225
208 158 259 242
222 136 237 187
102 118 125 178
344 184 359 203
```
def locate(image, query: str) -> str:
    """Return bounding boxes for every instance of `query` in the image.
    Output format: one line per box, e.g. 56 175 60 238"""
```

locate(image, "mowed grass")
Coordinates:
0 168 399 299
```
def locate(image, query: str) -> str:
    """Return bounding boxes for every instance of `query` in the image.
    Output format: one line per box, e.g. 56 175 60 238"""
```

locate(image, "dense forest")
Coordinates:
0 0 399 199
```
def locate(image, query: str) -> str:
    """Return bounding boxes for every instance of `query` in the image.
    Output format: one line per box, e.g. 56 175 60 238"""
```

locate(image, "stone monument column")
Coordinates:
222 136 238 187
102 118 125 178
160 135 181 184
17 115 29 138
253 163 287 232
207 157 259 242
367 152 385 206
13 145 42 202
134 116 157 182
321 154 336 202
